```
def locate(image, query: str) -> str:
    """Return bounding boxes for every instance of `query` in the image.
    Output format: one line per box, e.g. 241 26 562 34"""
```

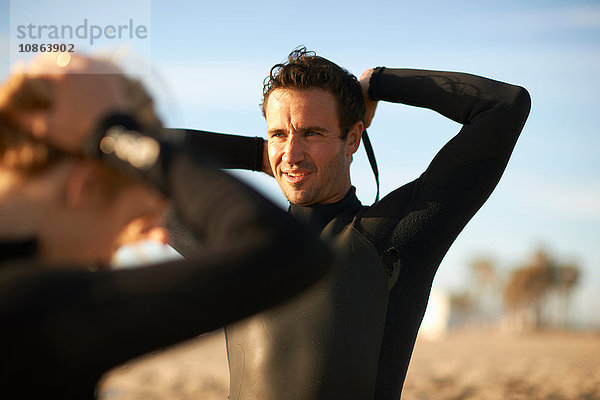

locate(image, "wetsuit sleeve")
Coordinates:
358 69 530 399
161 128 267 254
0 139 332 396
164 128 264 171
361 68 531 275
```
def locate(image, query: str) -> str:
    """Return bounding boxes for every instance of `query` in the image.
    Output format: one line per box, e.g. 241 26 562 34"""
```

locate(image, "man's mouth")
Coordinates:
282 170 312 184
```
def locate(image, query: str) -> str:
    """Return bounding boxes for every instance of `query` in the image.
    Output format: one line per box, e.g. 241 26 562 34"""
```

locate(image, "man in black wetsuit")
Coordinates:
172 47 531 399
0 54 332 399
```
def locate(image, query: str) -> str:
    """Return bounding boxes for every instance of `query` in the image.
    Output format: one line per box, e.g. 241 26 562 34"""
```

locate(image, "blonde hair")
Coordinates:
0 74 60 174
0 67 162 176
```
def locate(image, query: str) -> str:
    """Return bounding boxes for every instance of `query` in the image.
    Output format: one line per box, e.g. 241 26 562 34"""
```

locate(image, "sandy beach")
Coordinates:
98 330 600 400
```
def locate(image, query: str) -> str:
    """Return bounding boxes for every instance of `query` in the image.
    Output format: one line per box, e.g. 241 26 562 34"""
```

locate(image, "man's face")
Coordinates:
266 88 360 206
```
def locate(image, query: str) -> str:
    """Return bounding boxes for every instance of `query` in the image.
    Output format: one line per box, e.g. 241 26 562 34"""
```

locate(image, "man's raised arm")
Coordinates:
164 128 272 174
365 67 530 181
355 68 530 399
162 129 274 253
358 67 530 278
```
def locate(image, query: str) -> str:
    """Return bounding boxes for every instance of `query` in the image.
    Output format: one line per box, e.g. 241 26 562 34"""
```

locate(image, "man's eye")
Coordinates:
306 131 319 137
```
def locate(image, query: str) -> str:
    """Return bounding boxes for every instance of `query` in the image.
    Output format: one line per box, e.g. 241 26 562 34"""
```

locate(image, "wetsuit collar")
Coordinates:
289 187 362 232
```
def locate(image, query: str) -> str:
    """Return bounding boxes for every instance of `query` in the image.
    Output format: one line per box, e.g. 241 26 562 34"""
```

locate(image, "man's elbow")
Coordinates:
508 85 532 126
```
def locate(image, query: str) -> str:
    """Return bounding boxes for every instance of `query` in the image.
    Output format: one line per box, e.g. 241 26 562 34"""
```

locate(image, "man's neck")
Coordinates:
289 187 362 232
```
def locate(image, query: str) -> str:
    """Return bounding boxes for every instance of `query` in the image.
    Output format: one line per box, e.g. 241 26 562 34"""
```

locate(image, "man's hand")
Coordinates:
359 69 378 129
4 53 132 154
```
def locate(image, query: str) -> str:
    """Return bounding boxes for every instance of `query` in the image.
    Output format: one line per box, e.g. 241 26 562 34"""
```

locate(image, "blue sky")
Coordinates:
1 0 599 327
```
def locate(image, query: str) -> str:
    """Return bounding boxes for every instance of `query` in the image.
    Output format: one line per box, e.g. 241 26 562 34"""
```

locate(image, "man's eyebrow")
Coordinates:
301 126 331 134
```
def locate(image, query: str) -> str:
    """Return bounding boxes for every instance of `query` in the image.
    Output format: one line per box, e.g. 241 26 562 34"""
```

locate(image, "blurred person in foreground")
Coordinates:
170 47 531 399
0 53 332 399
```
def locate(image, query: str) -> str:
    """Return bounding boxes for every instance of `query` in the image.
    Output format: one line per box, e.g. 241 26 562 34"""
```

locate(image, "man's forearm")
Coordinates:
367 67 530 174
165 128 264 171
368 67 529 127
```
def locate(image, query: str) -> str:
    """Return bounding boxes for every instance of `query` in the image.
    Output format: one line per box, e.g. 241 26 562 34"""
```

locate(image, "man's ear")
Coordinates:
345 120 364 157
64 162 105 207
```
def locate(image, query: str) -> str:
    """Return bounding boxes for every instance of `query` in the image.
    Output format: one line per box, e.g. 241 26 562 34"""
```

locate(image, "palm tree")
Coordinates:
503 249 581 331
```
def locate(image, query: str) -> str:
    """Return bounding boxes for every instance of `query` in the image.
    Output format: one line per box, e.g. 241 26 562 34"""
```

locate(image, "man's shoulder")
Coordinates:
360 178 420 219
339 178 420 249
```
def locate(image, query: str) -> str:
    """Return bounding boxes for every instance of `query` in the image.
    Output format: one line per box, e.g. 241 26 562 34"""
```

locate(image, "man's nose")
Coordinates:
282 136 304 165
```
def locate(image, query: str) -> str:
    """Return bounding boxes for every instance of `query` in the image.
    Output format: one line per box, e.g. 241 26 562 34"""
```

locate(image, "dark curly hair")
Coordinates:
261 47 365 139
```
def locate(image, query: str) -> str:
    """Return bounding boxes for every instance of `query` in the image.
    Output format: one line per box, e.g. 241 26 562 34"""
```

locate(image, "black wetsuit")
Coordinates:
0 127 333 399
169 68 531 399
